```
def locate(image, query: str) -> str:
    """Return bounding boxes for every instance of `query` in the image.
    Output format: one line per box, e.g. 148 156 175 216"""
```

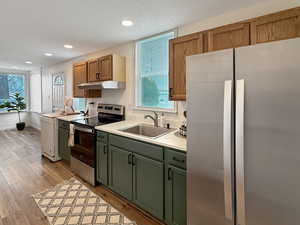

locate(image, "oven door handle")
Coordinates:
74 126 94 134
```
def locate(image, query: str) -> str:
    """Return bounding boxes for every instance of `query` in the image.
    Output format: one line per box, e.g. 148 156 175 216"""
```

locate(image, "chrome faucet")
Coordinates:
144 112 159 127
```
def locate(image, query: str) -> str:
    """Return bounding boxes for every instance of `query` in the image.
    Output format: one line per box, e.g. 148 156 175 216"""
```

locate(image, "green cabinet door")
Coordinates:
58 128 70 162
96 141 108 185
109 145 133 200
132 153 164 220
165 165 187 225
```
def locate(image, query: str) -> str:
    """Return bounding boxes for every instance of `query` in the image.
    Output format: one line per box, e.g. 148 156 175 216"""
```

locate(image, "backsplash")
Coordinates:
86 96 186 129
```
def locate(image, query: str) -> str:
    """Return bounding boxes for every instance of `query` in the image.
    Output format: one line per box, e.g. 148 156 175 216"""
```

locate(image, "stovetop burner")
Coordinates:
71 104 125 128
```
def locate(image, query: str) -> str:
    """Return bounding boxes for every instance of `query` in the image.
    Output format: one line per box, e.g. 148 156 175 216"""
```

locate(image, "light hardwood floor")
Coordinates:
0 127 161 225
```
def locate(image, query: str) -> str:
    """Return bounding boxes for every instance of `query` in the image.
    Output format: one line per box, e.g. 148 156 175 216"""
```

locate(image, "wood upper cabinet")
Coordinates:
99 55 113 81
87 54 124 82
87 59 100 82
168 7 300 101
251 8 300 44
208 22 250 51
169 32 204 101
73 54 125 98
73 61 101 98
73 62 88 98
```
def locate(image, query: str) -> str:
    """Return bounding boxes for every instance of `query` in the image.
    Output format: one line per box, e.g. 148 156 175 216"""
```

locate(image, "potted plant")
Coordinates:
0 93 27 130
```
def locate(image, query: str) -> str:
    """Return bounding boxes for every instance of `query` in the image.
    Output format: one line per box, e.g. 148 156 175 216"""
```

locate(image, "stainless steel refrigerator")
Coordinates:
186 38 300 225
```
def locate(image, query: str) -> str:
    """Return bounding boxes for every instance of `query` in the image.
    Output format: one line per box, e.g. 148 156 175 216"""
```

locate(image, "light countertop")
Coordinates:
41 112 65 118
95 120 187 152
41 112 85 121
56 114 87 121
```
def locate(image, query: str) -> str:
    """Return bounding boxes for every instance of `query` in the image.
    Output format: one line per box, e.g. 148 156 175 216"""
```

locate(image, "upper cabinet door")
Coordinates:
87 59 100 82
251 8 300 45
99 55 113 81
169 32 204 101
208 22 250 52
73 62 87 98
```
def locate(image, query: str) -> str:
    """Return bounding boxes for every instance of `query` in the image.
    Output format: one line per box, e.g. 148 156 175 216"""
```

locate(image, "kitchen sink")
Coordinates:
120 124 175 138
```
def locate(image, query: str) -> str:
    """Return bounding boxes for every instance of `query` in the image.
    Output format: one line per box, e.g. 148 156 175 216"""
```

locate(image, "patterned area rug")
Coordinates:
33 178 136 225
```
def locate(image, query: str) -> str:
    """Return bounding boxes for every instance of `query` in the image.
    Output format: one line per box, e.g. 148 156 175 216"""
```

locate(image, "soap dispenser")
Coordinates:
159 112 165 128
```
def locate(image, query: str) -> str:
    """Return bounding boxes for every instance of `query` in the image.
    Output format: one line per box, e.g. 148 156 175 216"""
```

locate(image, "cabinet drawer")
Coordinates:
165 148 186 169
97 131 108 143
109 134 163 161
58 120 70 129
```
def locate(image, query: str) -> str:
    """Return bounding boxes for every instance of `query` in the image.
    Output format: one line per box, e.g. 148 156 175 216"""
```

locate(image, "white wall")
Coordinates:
41 66 53 113
47 42 187 127
29 71 42 130
28 112 41 130
0 112 30 130
179 0 300 36
30 72 42 113
46 0 299 127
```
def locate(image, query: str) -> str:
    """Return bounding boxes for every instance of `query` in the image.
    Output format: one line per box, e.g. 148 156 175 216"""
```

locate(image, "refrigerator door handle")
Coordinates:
236 79 246 225
223 80 233 221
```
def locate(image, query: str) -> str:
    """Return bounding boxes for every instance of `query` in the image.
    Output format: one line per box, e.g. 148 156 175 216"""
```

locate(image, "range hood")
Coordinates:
77 81 125 90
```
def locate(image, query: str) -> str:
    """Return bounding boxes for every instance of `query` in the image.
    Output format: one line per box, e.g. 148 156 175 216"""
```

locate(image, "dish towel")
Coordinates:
68 124 75 147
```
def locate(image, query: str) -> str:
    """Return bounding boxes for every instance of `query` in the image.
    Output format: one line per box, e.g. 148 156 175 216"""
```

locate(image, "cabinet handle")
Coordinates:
132 155 136 166
128 154 132 165
172 157 185 163
103 145 107 154
169 88 173 96
168 167 173 180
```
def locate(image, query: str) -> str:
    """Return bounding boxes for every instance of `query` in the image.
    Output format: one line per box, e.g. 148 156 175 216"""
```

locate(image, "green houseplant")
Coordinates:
0 93 27 130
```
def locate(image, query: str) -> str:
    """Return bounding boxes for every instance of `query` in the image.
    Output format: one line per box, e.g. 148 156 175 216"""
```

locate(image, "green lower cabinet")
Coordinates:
58 127 70 162
106 134 186 224
165 165 187 225
96 142 108 186
109 145 133 200
132 153 164 220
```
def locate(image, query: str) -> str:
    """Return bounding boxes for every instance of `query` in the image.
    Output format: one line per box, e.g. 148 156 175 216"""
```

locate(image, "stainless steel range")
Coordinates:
70 104 125 185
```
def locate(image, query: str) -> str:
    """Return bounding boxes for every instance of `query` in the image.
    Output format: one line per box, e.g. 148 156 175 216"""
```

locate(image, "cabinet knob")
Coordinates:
96 72 101 80
169 88 173 97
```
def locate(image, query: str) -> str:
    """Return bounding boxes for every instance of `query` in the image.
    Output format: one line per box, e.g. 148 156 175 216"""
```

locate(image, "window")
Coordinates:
136 31 176 112
52 73 65 111
0 73 27 112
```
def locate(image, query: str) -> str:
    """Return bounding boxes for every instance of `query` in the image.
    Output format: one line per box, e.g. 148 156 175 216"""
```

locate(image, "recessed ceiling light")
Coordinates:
64 44 73 49
44 53 53 56
25 61 32 64
121 20 134 27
